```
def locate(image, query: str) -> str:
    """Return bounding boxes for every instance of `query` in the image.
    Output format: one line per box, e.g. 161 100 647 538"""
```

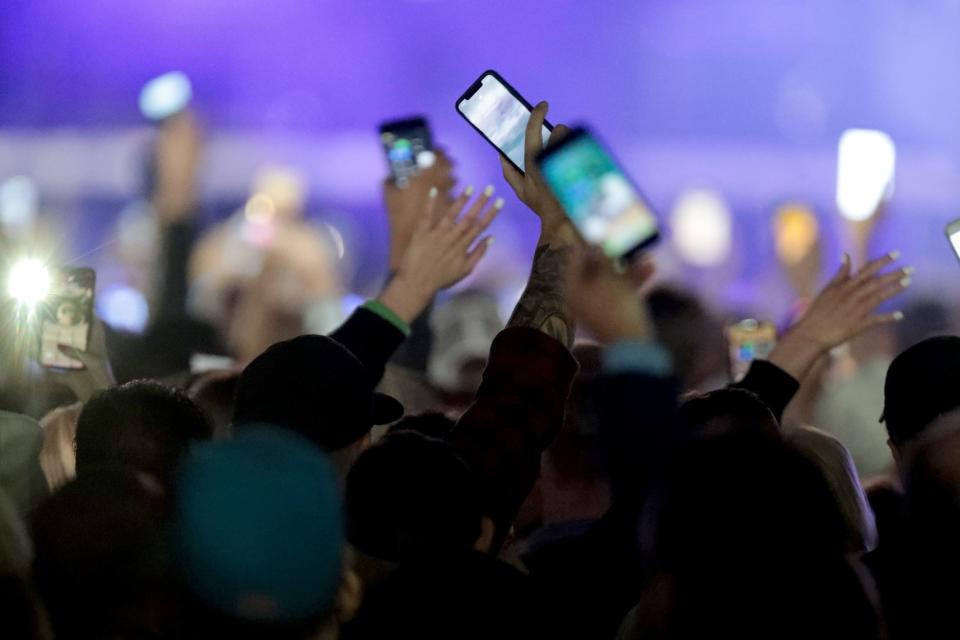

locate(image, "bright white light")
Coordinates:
7 259 51 305
0 176 38 236
836 129 896 221
670 189 733 267
139 71 192 120
97 285 149 333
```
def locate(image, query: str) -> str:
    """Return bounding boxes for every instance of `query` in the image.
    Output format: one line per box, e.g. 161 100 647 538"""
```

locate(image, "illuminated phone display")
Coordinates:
726 319 777 382
379 117 435 186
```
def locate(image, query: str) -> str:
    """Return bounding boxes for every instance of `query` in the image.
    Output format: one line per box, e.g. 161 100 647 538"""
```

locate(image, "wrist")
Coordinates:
538 220 577 247
377 272 434 324
768 327 827 381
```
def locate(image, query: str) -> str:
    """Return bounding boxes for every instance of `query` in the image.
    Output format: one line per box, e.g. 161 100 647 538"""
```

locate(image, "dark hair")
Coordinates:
647 286 727 390
30 468 171 640
188 370 240 439
679 388 779 439
75 379 212 485
345 431 483 561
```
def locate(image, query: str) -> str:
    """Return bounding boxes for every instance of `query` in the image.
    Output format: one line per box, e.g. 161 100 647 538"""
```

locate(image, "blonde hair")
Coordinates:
39 402 82 491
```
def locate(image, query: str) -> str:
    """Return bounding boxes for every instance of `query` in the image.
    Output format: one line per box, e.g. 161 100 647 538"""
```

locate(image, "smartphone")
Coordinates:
456 70 553 173
38 268 95 369
536 127 660 259
726 319 777 383
946 218 960 263
378 117 435 186
139 71 192 121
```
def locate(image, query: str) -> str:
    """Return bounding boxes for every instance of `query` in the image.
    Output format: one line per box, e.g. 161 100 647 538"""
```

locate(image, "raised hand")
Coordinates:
499 102 573 242
378 186 502 323
153 110 202 224
769 251 911 381
383 148 457 271
47 317 115 402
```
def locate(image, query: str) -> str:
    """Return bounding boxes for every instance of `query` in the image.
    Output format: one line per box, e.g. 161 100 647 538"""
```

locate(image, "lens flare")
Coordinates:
7 259 51 305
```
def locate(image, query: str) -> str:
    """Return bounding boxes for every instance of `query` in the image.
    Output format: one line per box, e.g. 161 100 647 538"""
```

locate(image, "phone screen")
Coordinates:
39 268 95 369
538 130 659 258
726 319 777 382
457 72 551 172
379 117 435 186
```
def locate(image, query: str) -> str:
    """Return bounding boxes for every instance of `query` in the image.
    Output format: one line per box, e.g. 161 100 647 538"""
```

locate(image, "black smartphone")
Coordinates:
378 116 435 186
536 127 660 259
456 70 553 173
946 218 960 263
38 267 95 369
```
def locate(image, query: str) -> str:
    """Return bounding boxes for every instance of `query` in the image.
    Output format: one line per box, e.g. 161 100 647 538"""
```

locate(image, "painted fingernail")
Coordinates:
463 185 475 197
893 311 905 322
900 276 912 287
428 187 438 199
483 185 495 197
493 197 505 209
903 266 915 275
889 250 901 260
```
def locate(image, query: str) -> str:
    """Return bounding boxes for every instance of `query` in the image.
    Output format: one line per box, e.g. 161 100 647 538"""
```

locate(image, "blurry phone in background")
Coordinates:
378 117 435 187
726 319 777 383
536 127 660 260
456 70 552 173
38 268 96 370
945 218 960 263
139 71 192 121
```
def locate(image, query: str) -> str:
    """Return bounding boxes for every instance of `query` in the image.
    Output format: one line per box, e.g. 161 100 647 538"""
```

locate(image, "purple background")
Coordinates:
3 0 960 311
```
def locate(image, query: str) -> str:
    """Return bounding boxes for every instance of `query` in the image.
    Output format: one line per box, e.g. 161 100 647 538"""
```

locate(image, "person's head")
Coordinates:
31 468 171 640
882 335 960 461
679 387 779 439
345 431 491 563
0 411 50 517
174 427 356 640
427 289 502 398
647 286 728 391
38 401 82 491
232 335 402 473
75 380 213 488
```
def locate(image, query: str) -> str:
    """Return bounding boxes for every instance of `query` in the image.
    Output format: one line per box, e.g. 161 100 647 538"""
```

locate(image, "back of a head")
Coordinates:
31 468 170 640
645 432 880 638
679 388 779 439
882 335 960 449
345 431 484 562
174 427 344 639
75 380 212 486
648 286 727 391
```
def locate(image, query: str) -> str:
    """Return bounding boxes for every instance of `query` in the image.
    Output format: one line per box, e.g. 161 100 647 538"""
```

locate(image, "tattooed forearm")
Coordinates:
507 243 575 348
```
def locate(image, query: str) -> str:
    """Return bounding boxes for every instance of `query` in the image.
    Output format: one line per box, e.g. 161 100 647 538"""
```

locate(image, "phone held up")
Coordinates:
537 127 660 260
38 267 95 369
946 218 960 263
379 116 436 187
456 70 553 174
726 319 777 383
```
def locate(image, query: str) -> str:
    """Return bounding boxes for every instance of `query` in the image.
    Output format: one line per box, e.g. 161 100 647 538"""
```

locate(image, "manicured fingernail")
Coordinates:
463 185 475 197
493 197 505 209
428 187 438 198
903 266 915 275
900 276 912 287
893 311 905 322
483 185 495 197
889 250 901 260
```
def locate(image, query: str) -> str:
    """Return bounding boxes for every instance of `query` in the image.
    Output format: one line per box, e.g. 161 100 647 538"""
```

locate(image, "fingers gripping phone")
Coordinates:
536 127 660 259
726 319 777 383
39 268 96 369
456 70 552 173
379 116 436 187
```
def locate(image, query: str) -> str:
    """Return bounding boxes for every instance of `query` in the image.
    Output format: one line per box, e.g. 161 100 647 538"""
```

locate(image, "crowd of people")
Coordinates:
1 99 958 640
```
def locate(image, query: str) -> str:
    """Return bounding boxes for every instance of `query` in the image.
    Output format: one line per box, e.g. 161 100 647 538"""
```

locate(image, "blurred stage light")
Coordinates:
139 71 192 121
773 202 819 265
0 176 39 237
7 259 50 306
670 189 733 267
97 285 149 333
836 129 895 221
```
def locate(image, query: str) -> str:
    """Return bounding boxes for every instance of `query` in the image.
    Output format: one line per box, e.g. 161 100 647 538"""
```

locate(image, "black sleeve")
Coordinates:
389 301 433 373
329 307 407 387
152 219 197 324
732 359 800 423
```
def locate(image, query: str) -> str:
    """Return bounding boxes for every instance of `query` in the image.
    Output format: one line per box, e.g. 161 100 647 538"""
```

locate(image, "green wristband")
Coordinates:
362 300 412 336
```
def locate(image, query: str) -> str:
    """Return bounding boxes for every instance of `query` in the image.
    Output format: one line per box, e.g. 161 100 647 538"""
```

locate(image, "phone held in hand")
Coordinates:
726 319 777 383
946 218 960 263
378 116 435 187
536 127 660 260
456 70 553 174
39 268 96 370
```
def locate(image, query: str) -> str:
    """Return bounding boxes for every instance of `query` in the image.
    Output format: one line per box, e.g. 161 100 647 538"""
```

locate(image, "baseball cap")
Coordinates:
882 336 960 445
174 426 343 623
233 335 403 451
